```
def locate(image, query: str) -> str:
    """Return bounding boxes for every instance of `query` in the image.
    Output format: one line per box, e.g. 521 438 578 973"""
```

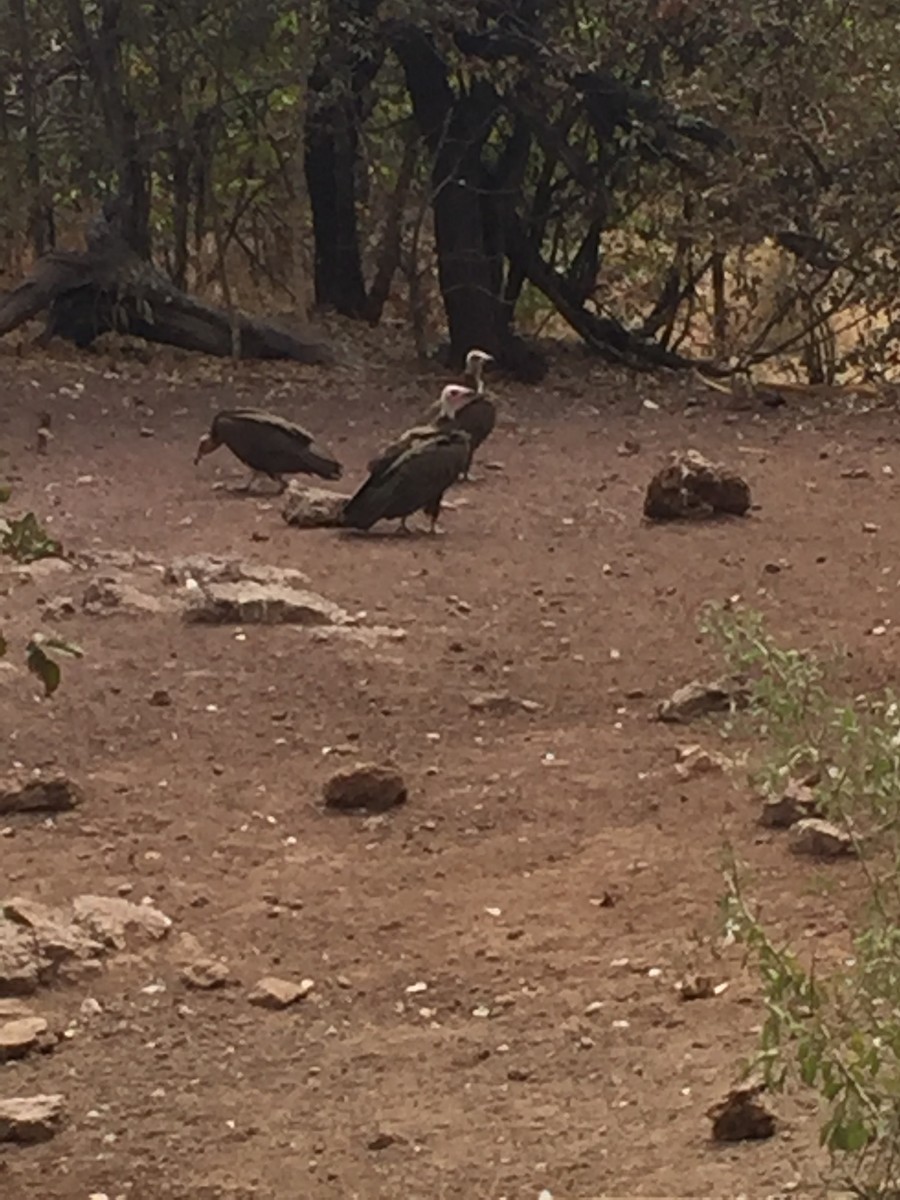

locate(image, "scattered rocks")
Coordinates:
0 1017 53 1062
323 763 408 813
644 450 752 521
657 677 749 723
468 692 541 715
185 580 347 627
282 484 349 528
0 770 83 816
759 780 822 829
248 976 314 1010
0 1094 66 1144
0 895 172 997
788 817 856 859
708 1084 776 1142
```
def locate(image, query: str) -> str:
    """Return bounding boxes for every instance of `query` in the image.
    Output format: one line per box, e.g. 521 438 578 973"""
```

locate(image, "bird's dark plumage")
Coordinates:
343 430 471 533
452 395 496 476
194 408 342 484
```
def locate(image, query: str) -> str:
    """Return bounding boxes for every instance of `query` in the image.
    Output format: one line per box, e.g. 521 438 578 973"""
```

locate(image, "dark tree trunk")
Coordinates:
305 107 368 316
304 0 383 318
63 0 151 257
392 25 546 381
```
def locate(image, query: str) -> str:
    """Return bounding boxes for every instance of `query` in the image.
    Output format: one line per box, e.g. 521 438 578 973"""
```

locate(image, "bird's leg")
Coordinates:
396 517 412 535
232 470 259 494
274 475 287 494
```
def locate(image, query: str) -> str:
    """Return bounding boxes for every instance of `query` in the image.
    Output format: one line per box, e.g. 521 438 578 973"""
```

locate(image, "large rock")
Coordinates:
0 770 83 816
0 1017 52 1062
0 1094 66 1144
71 895 172 948
323 763 408 813
184 581 347 627
0 895 172 997
0 922 44 996
282 484 348 529
4 898 103 972
644 450 752 521
165 555 308 588
657 677 749 723
788 818 855 858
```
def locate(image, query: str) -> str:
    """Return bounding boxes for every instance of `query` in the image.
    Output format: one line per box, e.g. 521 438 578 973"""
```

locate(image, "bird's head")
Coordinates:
436 384 476 419
193 431 220 465
465 348 494 384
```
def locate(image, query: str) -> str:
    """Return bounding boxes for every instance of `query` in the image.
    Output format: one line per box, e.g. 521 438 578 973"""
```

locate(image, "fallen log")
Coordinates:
0 219 333 366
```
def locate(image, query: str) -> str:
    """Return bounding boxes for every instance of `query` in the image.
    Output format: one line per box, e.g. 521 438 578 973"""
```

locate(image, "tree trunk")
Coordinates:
305 106 368 316
11 0 51 254
304 0 383 318
392 26 545 379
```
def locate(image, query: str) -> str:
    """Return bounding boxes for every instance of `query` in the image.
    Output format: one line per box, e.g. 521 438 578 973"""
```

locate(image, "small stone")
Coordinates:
674 745 730 779
788 818 856 858
367 1131 396 1151
0 770 84 816
179 959 231 991
149 689 172 707
468 692 540 715
248 976 314 1010
323 763 407 813
0 1094 66 1143
658 677 749 723
0 1018 51 1062
678 975 715 1001
708 1084 776 1141
759 781 821 828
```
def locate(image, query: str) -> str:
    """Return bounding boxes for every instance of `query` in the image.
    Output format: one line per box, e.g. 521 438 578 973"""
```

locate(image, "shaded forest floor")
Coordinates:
1 334 896 1199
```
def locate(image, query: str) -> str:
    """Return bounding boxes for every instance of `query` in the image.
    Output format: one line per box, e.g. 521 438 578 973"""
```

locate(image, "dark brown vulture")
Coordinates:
342 429 471 534
428 349 496 480
367 384 475 482
194 408 342 492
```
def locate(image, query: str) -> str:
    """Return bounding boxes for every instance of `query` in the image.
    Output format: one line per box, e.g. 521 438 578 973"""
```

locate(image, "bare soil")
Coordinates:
1 339 895 1200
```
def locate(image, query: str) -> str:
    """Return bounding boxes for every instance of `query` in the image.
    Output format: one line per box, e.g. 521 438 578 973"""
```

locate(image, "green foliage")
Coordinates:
1 510 62 564
25 635 83 698
1 489 78 696
704 604 900 1196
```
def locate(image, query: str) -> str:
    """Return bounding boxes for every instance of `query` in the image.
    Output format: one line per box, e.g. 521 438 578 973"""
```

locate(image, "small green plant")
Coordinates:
0 487 62 563
703 602 900 1197
1 487 79 695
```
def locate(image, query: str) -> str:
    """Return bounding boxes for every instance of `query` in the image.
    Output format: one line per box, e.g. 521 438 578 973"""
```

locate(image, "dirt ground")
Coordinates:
1 336 896 1200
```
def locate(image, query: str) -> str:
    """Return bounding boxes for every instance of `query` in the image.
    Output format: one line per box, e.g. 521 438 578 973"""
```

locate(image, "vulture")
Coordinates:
194 408 342 491
367 384 475 482
428 348 496 480
342 429 471 534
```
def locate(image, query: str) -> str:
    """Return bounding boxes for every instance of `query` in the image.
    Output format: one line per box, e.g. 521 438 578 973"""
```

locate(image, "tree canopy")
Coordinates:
2 0 899 381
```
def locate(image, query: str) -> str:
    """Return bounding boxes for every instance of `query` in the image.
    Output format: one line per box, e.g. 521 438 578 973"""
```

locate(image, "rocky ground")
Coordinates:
1 340 896 1199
